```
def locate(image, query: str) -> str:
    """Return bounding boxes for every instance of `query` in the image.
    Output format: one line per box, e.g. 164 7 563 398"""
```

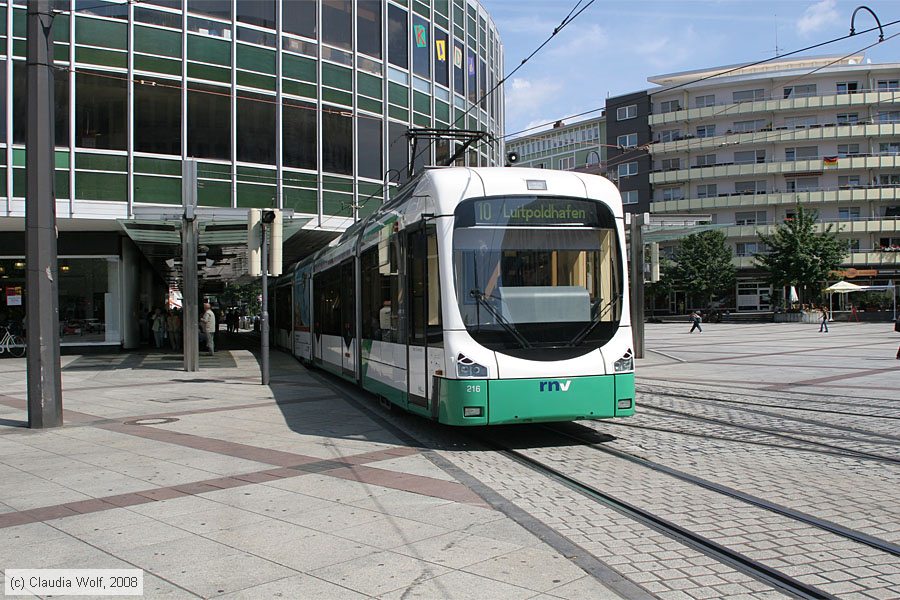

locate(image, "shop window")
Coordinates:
188 82 230 160
135 77 181 155
388 4 408 70
358 117 383 180
75 70 126 151
237 92 276 165
322 108 353 175
357 0 382 59
283 0 317 39
283 98 317 170
236 0 275 30
323 0 353 52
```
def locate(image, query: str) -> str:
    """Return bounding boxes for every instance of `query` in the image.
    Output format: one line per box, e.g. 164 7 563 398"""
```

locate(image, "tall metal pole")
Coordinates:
26 0 62 428
260 222 270 385
629 213 646 359
181 160 199 371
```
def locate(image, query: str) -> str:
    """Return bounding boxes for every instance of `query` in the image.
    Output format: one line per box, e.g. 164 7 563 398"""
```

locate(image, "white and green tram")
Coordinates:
284 167 635 425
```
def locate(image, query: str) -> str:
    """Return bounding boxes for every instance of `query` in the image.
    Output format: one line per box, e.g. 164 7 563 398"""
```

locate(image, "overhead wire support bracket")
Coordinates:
850 6 884 41
406 128 492 179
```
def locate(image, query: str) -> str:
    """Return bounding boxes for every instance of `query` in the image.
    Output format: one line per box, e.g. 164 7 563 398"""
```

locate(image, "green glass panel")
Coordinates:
236 44 275 74
413 91 430 114
187 35 231 66
12 149 25 168
53 42 69 62
134 25 182 58
359 195 382 219
413 112 430 127
75 16 126 50
435 100 449 122
283 186 317 214
136 54 182 76
236 70 276 91
55 151 69 169
388 105 408 121
55 170 69 199
197 179 231 207
414 1 429 17
237 165 276 180
282 79 315 99
358 96 382 115
236 182 276 208
187 61 230 83
75 153 127 172
135 157 181 176
435 0 449 16
0 7 7 36
322 88 351 107
282 171 317 187
52 14 69 42
357 72 382 99
388 82 408 108
197 163 231 180
76 171 126 201
322 190 351 216
134 175 181 204
12 168 23 197
324 176 353 192
13 39 25 57
322 63 351 90
435 14 448 29
282 54 316 82
75 46 127 68
13 8 24 38
0 171 6 198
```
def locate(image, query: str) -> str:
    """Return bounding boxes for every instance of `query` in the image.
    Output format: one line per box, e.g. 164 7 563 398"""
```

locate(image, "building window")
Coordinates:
735 242 761 257
880 142 900 155
783 84 816 98
237 92 276 166
732 88 765 102
697 184 717 198
616 104 637 120
695 154 716 167
357 0 382 59
283 0 316 39
659 99 681 113
838 206 861 220
785 146 818 161
618 161 638 177
387 4 409 70
836 81 859 94
735 211 767 226
412 15 431 79
134 77 181 155
187 0 231 20
357 116 382 180
784 115 817 128
695 94 715 108
878 111 900 123
735 180 766 194
847 239 861 252
733 119 766 133
696 124 716 138
452 40 464 95
188 83 230 160
13 63 69 147
661 187 683 201
877 174 900 186
837 143 860 157
322 108 352 175
621 190 638 205
836 113 859 125
658 129 681 142
558 156 574 170
838 175 862 189
283 98 316 170
617 133 637 148
734 149 765 164
321 0 353 51
236 0 275 30
75 70 127 151
661 158 680 171
785 177 819 192
434 28 449 88
877 79 900 91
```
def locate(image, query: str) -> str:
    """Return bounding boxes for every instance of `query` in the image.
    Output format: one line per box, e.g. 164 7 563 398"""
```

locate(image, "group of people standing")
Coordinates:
149 308 183 350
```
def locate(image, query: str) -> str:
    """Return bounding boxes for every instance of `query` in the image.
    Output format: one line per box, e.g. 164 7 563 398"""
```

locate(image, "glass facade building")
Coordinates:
0 0 504 226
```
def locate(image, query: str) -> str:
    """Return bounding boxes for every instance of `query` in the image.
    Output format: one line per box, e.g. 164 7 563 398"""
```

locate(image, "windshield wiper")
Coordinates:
566 294 622 348
469 289 533 349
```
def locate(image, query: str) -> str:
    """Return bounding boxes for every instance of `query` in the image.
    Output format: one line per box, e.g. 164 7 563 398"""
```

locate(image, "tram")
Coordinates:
273 167 635 425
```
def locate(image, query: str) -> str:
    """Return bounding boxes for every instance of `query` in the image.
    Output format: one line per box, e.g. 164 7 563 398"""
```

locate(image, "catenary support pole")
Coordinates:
26 0 63 428
260 221 269 385
629 213 646 359
182 160 199 372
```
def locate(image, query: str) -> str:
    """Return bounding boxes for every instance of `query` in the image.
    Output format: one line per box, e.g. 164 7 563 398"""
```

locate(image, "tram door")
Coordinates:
407 224 442 413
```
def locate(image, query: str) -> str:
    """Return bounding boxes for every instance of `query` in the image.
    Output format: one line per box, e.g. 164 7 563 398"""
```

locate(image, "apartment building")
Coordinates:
505 115 606 172
611 54 900 312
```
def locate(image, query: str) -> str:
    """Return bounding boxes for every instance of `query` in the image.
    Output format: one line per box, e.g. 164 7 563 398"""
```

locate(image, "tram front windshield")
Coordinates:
453 196 622 356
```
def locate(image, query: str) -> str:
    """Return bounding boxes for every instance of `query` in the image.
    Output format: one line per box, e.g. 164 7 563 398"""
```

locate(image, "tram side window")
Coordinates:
408 226 442 346
361 240 402 342
313 266 342 336
340 259 355 342
274 283 292 331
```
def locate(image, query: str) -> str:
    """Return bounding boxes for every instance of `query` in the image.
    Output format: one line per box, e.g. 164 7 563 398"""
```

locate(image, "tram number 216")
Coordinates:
466 385 482 393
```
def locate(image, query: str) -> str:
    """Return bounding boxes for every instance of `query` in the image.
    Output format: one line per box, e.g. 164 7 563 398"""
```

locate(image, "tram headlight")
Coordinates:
457 354 488 378
613 349 634 373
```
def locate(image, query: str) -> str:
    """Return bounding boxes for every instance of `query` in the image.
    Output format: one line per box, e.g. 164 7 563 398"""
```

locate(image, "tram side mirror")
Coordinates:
505 151 519 167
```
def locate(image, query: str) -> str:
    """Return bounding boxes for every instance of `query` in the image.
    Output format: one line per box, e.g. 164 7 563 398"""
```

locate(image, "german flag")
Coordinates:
823 156 839 167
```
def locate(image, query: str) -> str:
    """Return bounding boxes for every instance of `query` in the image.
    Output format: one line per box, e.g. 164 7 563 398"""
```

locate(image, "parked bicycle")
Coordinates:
0 326 25 358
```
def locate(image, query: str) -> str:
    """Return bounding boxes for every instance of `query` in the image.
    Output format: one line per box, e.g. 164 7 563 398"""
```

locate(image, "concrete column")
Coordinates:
121 237 141 349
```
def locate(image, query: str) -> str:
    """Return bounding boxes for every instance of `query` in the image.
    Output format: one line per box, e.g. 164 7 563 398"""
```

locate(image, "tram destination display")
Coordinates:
468 197 600 227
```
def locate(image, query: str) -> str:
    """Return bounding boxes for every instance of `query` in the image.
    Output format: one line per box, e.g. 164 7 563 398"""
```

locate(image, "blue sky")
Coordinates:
481 0 900 136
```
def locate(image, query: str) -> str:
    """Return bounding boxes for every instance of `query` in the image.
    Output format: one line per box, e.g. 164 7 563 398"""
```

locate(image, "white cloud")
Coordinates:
547 23 609 59
796 0 839 36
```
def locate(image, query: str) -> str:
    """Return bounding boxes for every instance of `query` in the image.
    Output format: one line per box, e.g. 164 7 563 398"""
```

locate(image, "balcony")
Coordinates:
649 122 900 155
650 185 900 212
649 154 900 185
648 90 900 127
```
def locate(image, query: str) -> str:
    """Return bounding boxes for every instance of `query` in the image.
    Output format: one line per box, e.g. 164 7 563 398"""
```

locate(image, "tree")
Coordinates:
663 230 736 310
754 205 846 305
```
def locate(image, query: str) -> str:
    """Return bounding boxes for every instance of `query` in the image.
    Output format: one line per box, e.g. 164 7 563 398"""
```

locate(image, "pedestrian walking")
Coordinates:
201 302 216 355
818 305 829 333
850 303 860 322
689 311 702 333
151 308 165 348
894 315 900 359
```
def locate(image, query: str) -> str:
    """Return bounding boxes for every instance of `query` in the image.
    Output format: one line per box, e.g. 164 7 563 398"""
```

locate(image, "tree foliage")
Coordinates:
664 230 736 308
754 205 846 304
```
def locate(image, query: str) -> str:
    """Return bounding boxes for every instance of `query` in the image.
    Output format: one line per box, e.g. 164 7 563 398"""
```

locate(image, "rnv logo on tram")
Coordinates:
539 380 572 392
